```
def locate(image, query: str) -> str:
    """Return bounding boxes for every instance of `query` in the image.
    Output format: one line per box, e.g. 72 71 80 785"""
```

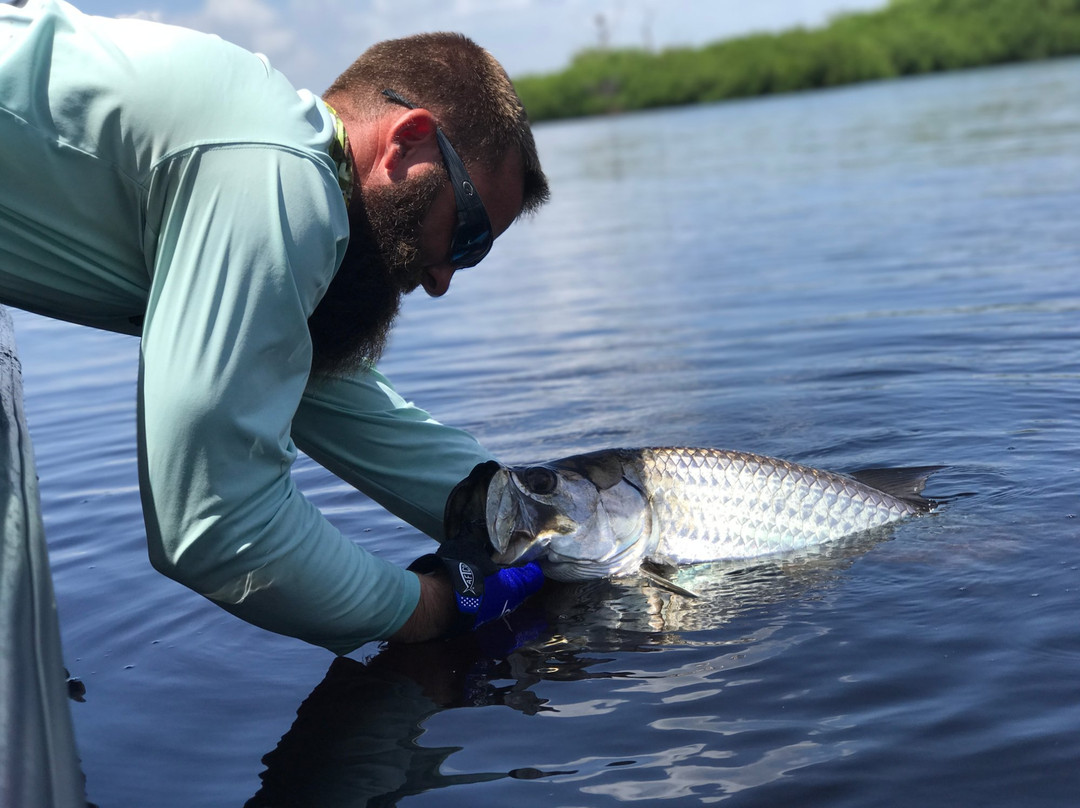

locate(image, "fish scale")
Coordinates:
634 448 923 563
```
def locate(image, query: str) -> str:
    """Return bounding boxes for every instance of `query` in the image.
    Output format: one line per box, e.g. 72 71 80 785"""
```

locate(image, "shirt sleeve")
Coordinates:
137 143 419 654
293 368 495 542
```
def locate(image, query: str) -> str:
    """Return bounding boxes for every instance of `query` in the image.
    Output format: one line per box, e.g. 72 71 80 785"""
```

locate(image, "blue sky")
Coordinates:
78 0 889 94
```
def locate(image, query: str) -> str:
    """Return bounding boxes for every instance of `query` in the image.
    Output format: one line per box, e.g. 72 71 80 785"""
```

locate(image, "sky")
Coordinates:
78 0 890 95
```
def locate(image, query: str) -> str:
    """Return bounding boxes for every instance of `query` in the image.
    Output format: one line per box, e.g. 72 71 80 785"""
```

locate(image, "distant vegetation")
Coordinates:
513 0 1080 122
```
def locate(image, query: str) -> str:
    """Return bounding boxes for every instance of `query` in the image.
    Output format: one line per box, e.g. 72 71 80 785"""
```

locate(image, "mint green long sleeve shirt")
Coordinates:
0 0 493 653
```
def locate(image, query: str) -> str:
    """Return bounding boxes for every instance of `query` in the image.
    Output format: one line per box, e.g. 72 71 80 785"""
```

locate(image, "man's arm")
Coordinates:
292 367 496 541
293 371 489 642
293 371 545 641
139 144 427 653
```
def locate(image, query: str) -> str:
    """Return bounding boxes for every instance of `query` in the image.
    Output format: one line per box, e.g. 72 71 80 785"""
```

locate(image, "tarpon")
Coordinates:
465 448 942 583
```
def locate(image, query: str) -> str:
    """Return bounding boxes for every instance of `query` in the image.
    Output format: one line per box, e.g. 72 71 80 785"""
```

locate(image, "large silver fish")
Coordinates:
473 448 941 583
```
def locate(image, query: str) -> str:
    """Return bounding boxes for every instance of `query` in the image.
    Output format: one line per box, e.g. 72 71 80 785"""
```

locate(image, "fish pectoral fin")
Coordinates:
641 557 678 575
638 565 700 599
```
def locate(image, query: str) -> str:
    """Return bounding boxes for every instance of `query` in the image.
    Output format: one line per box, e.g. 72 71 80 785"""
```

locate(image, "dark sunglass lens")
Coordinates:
450 222 493 268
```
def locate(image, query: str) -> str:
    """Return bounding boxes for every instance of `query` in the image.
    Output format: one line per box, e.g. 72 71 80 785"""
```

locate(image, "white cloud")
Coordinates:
197 0 278 25
116 9 165 22
177 0 296 56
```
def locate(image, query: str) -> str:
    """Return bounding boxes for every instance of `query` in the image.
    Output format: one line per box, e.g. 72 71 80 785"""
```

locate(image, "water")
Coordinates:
11 58 1080 806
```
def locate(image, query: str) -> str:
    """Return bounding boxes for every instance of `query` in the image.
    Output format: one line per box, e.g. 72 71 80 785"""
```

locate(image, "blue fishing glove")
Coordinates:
408 552 543 633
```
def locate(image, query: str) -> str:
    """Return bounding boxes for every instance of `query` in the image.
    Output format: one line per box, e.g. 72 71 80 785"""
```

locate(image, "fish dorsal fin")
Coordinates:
847 465 945 511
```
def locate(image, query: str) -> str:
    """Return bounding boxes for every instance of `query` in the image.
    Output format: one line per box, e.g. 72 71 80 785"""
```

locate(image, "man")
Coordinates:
0 0 549 653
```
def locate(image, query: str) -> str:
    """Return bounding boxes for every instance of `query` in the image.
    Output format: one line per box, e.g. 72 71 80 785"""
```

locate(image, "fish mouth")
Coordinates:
498 529 550 565
486 468 550 565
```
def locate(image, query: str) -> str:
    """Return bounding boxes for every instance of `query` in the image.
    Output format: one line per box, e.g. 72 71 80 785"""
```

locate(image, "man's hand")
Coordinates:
396 553 543 642
390 460 543 643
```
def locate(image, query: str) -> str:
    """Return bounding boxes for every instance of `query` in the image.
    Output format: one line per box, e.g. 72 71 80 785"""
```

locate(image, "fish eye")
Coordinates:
519 466 558 495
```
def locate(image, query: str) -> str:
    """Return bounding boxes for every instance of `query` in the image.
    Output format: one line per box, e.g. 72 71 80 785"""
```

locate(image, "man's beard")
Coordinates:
308 167 445 376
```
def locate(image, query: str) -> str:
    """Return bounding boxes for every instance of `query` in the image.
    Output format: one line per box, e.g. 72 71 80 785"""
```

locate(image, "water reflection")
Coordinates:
246 532 891 806
244 610 560 808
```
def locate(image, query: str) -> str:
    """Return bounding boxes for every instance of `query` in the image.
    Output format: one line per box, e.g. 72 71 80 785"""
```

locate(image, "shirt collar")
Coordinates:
323 102 353 207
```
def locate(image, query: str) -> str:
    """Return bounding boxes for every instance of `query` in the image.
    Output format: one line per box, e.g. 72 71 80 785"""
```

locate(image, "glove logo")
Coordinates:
459 562 477 595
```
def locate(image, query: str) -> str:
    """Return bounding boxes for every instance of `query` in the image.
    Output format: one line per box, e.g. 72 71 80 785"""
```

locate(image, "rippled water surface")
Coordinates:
13 58 1080 807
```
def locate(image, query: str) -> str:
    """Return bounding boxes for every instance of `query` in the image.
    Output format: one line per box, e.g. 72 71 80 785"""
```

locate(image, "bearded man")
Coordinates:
0 0 549 653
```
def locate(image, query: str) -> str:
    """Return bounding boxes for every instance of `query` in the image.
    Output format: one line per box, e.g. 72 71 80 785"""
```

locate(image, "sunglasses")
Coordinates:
381 89 494 270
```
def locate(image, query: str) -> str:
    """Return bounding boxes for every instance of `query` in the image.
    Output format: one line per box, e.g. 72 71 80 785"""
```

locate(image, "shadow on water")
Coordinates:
245 528 901 807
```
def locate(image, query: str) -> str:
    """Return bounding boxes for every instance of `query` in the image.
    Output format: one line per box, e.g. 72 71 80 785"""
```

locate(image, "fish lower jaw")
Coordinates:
540 550 646 582
541 561 634 583
491 543 546 566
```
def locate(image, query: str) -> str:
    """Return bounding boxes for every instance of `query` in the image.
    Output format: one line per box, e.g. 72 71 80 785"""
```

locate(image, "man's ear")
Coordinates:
380 108 441 181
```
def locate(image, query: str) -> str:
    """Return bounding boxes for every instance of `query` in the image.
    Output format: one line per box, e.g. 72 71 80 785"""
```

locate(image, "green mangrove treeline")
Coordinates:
513 0 1080 122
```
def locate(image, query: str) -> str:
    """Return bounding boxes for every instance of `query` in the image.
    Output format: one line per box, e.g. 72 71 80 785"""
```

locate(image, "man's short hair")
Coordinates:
325 33 549 216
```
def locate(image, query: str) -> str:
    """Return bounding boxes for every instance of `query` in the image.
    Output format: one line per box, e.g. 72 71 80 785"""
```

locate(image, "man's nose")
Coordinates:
421 265 455 297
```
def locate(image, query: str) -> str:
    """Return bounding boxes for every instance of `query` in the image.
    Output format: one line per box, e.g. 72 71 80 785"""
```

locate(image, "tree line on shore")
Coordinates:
513 0 1080 122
